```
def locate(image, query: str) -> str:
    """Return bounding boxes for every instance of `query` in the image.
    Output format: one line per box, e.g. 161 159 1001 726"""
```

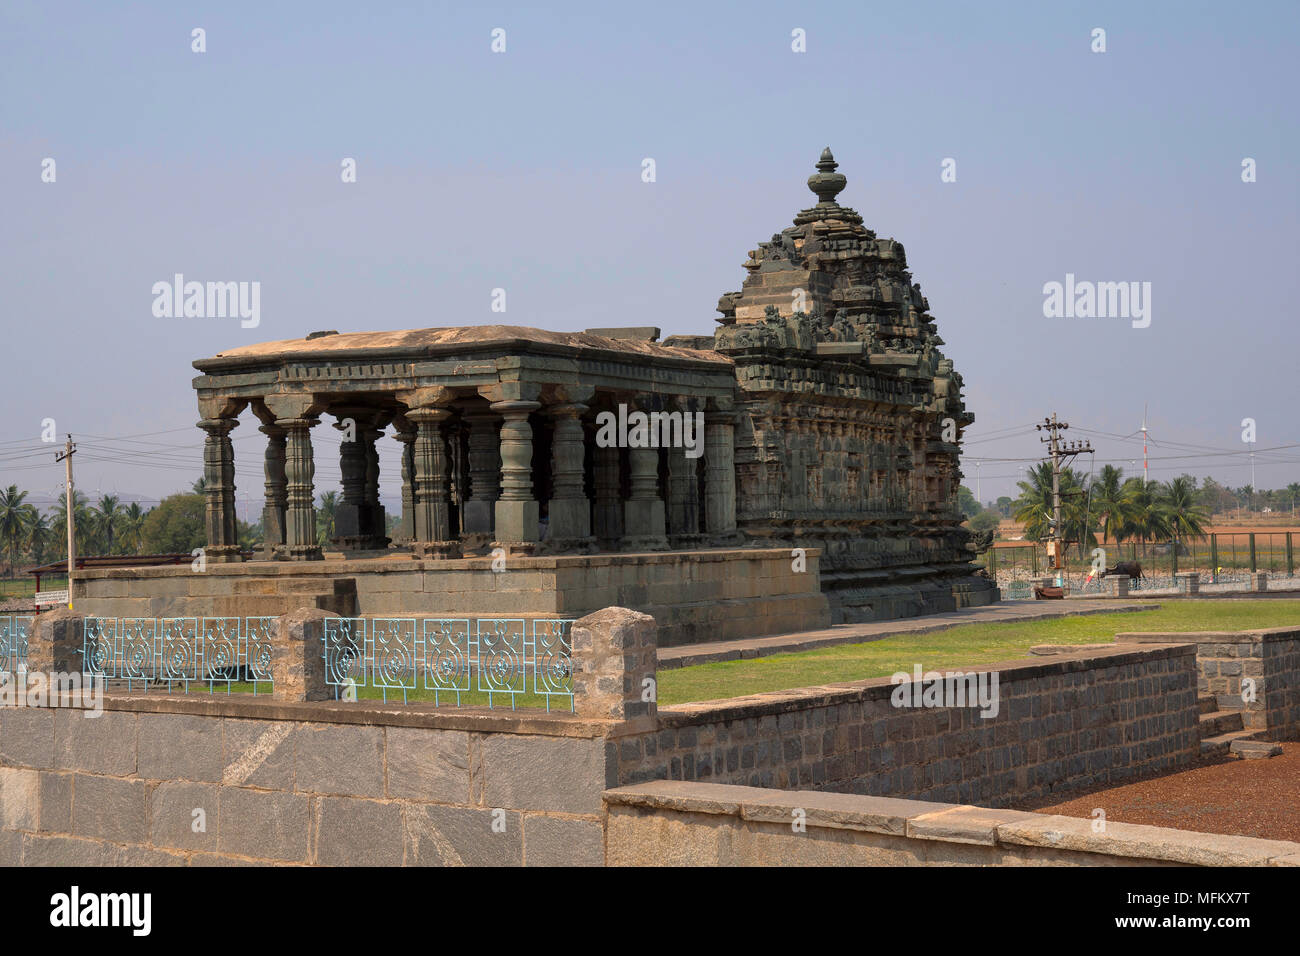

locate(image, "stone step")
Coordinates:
1200 730 1256 759
1197 695 1218 715
1230 739 1283 759
1198 710 1244 738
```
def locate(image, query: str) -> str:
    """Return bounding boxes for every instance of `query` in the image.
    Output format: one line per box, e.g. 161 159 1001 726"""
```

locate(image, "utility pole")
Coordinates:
1036 414 1094 583
55 435 77 609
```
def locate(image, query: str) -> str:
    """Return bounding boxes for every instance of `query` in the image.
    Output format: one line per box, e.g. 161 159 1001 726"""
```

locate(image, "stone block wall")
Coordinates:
0 700 612 866
611 644 1200 807
1119 628 1300 740
72 548 830 647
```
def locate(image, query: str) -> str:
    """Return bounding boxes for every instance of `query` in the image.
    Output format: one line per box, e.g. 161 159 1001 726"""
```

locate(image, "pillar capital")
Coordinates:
546 402 589 420
197 417 239 436
406 405 456 425
276 416 321 430
489 400 541 418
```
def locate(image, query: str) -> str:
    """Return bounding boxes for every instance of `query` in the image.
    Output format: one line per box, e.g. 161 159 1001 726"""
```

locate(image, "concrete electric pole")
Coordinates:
55 434 77 609
1036 414 1094 582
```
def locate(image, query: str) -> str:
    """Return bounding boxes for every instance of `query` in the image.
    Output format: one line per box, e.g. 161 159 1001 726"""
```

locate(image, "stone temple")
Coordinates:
77 149 997 641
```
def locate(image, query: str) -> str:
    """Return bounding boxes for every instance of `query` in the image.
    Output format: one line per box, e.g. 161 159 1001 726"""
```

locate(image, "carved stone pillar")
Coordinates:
462 410 501 539
704 408 739 542
593 442 623 549
361 420 388 547
666 399 703 547
545 403 593 551
332 415 368 546
259 424 287 559
331 412 389 550
198 417 241 563
408 406 460 558
393 426 416 545
280 417 322 560
623 398 668 551
491 400 541 549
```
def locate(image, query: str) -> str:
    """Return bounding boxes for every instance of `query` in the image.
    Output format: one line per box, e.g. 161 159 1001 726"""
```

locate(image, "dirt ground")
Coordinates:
1017 743 1300 842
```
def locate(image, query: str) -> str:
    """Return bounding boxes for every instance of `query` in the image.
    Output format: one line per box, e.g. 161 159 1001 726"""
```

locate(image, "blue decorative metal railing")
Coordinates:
81 617 276 694
322 617 576 711
75 615 576 711
0 615 32 674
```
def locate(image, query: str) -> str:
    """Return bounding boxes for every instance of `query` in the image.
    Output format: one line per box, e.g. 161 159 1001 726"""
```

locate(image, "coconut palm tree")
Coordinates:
51 489 92 560
316 491 337 545
1121 478 1168 559
1158 476 1209 554
91 494 124 555
118 502 147 554
1013 463 1090 554
0 486 31 576
23 511 53 566
1089 465 1131 547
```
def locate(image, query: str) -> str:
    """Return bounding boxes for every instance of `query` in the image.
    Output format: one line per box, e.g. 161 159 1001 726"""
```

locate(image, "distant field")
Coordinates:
658 600 1300 706
0 577 63 600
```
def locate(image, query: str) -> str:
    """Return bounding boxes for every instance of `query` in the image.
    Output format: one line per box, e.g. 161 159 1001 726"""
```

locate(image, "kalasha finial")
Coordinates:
807 146 846 205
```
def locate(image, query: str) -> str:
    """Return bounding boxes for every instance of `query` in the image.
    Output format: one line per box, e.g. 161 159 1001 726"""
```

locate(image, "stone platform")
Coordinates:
71 548 830 647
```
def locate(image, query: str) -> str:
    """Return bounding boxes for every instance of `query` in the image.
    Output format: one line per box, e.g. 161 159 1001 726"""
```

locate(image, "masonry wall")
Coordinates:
0 698 613 866
1119 628 1300 741
73 549 829 647
613 644 1200 807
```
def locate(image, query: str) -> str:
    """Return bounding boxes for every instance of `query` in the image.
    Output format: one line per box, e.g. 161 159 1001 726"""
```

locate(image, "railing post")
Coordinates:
1171 538 1179 576
271 608 340 701
570 606 657 728
1287 532 1294 578
27 607 83 675
1249 533 1257 573
1210 533 1218 581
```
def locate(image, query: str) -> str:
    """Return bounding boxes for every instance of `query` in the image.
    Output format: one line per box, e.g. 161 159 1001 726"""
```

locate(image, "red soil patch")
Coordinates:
1016 744 1300 843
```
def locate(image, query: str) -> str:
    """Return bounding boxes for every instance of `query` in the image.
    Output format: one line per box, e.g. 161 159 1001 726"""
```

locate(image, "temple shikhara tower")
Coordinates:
693 148 995 621
81 150 995 638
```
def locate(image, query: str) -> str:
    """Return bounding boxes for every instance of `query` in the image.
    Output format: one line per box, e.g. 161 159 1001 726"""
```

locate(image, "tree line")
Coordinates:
960 466 1300 557
0 480 357 576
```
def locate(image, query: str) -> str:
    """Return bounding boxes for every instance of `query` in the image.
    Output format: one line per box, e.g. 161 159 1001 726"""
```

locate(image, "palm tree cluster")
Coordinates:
0 486 152 574
0 480 271 577
1012 465 1211 558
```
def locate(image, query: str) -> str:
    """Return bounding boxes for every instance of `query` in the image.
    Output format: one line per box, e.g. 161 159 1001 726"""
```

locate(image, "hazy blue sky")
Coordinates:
2 0 1297 514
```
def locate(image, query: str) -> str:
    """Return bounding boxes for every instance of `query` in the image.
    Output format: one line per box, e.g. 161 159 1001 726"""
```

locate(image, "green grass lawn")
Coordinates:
657 600 1300 706
137 678 571 713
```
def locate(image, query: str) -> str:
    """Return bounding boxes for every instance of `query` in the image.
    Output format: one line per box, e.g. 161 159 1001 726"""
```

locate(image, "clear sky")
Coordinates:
2 0 1297 513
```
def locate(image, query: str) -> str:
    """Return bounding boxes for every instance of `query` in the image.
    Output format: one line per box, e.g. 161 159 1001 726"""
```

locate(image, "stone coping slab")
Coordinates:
73 547 816 580
1117 627 1300 644
657 642 1196 726
4 693 616 738
998 814 1300 867
604 781 1300 866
